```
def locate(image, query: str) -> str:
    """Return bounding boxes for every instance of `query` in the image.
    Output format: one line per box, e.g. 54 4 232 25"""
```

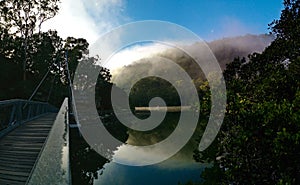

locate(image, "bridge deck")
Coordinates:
0 113 57 185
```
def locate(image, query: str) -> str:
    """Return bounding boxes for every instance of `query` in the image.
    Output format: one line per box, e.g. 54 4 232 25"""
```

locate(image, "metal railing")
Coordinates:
0 99 58 138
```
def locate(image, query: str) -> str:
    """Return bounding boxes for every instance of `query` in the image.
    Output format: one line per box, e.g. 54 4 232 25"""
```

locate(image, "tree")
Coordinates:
196 0 300 184
0 0 60 80
0 10 100 108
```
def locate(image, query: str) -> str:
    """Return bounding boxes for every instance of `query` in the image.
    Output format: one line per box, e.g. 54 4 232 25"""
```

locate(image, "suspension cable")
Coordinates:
24 57 60 109
47 73 56 103
65 51 80 125
27 68 51 102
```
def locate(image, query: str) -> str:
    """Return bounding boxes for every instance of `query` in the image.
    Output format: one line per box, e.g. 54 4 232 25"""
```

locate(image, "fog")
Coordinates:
112 34 274 87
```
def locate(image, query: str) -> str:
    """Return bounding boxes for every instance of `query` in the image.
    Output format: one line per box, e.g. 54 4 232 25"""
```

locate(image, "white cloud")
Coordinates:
42 0 128 45
105 43 170 72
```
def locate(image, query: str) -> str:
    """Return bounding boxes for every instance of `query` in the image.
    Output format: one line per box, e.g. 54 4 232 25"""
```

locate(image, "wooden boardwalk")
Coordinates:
0 113 57 185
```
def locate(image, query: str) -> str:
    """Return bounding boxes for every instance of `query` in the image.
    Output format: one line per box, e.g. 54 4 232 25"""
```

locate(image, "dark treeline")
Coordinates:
0 2 116 185
1 0 300 185
193 0 300 184
0 0 112 108
116 0 299 184
115 34 273 108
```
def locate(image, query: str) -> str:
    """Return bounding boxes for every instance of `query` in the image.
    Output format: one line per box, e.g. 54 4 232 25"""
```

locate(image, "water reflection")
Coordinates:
94 161 204 185
70 127 108 185
70 111 128 185
71 112 206 185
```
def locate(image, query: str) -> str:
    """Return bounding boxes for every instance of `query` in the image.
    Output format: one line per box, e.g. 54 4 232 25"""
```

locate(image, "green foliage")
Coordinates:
0 3 115 183
0 0 112 109
0 0 60 35
196 1 300 184
0 0 61 80
129 76 181 107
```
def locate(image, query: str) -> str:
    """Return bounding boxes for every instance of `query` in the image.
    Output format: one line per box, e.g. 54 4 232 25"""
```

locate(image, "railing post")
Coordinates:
27 103 32 120
9 104 16 125
0 99 59 138
17 101 22 125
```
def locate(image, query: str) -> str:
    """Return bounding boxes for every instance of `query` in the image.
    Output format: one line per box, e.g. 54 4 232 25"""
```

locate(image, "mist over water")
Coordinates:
71 33 274 184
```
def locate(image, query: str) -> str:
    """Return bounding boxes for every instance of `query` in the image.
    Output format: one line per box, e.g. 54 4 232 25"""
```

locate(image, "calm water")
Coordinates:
71 112 206 185
94 160 204 185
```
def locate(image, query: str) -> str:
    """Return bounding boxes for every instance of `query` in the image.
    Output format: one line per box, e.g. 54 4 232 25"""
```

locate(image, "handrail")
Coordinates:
0 99 58 138
27 98 70 185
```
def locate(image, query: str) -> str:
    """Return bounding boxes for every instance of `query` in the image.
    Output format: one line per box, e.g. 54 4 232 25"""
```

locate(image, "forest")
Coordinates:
0 0 299 184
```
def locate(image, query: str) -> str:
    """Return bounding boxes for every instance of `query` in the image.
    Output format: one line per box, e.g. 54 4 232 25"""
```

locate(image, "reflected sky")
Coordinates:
94 161 204 185
92 112 207 185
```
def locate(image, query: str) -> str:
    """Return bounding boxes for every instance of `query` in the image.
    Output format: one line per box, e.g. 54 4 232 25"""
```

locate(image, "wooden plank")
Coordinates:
0 159 35 166
0 173 28 183
0 146 41 152
0 169 29 177
0 178 25 185
0 139 45 143
0 113 57 184
0 143 43 147
0 163 32 171
12 130 50 134
0 155 37 163
0 151 39 158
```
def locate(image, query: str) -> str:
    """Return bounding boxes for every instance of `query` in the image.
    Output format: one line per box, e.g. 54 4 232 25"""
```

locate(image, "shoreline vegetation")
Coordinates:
0 0 300 184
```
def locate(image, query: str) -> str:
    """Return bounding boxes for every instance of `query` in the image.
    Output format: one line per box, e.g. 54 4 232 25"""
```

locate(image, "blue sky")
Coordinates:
125 0 283 40
43 0 284 43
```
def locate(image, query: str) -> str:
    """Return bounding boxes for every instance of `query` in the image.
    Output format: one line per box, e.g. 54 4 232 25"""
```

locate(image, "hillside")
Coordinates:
208 34 274 69
113 34 274 85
